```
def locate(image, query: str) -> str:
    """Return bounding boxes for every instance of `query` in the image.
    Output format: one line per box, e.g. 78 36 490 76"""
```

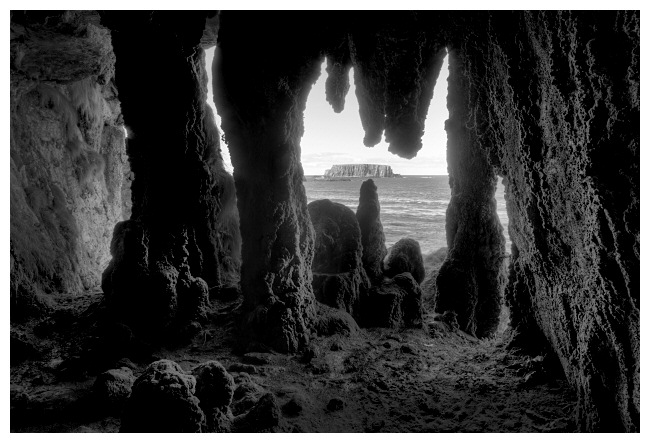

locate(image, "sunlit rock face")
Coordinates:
324 164 394 178
9 11 131 318
99 11 240 335
450 11 639 431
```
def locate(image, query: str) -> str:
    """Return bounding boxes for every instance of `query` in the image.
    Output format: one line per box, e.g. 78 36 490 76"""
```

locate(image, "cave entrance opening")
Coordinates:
496 175 511 333
204 46 234 174
301 54 450 264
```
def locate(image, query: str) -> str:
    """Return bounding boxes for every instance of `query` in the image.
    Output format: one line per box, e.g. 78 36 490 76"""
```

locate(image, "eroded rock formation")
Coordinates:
214 13 324 352
9 10 639 432
191 361 235 410
324 164 394 178
120 360 205 432
360 273 424 328
99 11 240 336
384 238 426 284
465 11 640 431
308 199 370 318
10 11 131 317
433 46 506 339
356 179 388 282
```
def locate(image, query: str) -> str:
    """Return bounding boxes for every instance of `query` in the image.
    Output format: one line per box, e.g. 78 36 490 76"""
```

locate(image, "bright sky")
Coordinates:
206 48 449 176
302 56 449 176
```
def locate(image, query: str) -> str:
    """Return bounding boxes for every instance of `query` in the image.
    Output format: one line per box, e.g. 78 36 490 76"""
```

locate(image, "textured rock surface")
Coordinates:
432 43 506 341
324 164 394 178
384 238 426 284
10 11 131 317
214 13 323 352
93 367 135 412
356 179 387 282
10 11 638 433
120 360 204 432
231 378 266 416
99 12 240 336
191 361 235 410
462 11 640 431
360 273 423 328
233 392 281 432
308 199 370 318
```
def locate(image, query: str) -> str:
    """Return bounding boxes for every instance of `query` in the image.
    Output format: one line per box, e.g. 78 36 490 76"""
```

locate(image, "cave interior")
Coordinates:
9 10 639 433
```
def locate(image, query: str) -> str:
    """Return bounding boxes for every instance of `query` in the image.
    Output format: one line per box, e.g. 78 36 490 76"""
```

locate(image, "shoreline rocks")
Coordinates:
383 238 425 284
308 199 370 318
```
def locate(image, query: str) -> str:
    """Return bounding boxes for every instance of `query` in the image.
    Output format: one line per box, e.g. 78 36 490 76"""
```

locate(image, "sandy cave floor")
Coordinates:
10 291 577 433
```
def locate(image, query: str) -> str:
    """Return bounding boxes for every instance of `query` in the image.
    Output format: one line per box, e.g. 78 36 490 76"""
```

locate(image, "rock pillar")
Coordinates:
214 13 323 352
434 49 506 338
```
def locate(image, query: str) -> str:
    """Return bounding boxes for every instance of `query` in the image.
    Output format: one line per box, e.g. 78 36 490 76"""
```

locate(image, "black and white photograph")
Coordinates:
7 3 642 434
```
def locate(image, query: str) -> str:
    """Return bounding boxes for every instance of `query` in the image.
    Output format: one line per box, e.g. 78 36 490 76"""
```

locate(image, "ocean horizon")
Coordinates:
304 175 511 255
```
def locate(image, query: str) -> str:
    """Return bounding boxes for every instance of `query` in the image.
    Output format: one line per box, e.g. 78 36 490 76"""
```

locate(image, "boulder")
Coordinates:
191 361 235 410
383 238 425 284
234 392 280 432
360 273 424 328
308 199 369 317
120 359 204 432
231 379 266 416
93 367 135 412
356 179 387 282
204 407 234 433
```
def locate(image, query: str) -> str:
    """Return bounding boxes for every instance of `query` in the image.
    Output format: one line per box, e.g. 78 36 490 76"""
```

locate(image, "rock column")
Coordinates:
356 179 387 283
434 49 506 338
214 13 324 352
100 12 239 335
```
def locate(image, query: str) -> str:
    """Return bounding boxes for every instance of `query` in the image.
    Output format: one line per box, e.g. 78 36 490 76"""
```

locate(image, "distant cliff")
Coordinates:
324 164 395 178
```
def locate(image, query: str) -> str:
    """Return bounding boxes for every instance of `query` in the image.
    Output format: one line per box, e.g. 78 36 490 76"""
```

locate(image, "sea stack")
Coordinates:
324 164 394 178
356 179 387 283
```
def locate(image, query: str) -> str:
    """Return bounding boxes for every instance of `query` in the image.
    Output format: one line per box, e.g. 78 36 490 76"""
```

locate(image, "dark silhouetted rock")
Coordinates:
282 393 309 416
356 179 387 282
311 301 360 337
327 397 345 411
96 11 240 344
191 361 235 409
204 407 234 433
234 392 280 432
308 199 370 317
93 367 135 412
360 273 424 328
120 359 204 432
383 238 425 284
231 379 266 416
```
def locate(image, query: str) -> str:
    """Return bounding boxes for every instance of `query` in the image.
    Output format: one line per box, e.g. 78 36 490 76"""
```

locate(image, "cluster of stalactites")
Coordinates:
322 28 447 159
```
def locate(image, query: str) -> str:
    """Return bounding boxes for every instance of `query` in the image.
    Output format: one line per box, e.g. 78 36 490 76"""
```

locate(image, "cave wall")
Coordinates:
9 11 131 317
460 11 639 432
99 11 240 334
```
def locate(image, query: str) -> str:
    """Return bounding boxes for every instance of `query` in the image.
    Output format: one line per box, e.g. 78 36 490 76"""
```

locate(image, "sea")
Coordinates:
304 175 511 255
